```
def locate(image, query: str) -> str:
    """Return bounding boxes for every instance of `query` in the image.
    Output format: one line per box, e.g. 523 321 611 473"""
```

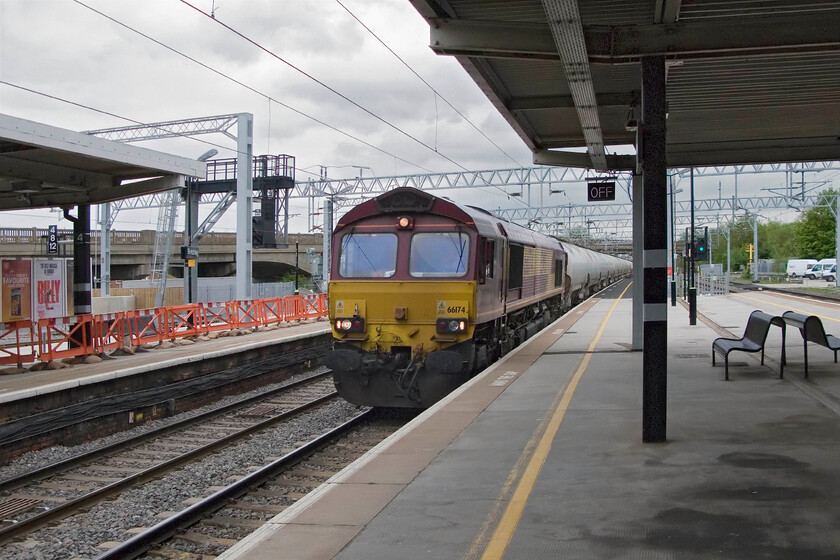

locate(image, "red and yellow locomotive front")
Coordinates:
325 189 483 407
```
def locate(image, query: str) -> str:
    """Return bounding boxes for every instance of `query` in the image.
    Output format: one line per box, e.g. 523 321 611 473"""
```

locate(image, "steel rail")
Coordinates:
0 389 340 545
95 409 374 560
0 370 332 493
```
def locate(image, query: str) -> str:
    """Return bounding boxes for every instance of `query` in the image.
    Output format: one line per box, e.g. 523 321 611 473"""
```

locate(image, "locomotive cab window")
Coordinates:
478 238 495 284
554 259 564 287
339 232 398 278
508 244 524 289
410 232 469 277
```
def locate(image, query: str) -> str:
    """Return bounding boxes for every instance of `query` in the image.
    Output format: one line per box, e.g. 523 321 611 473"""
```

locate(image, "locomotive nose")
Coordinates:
324 349 362 373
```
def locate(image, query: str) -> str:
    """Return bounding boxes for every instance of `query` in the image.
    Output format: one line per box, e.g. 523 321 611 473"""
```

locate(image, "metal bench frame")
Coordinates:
782 311 840 379
712 310 786 380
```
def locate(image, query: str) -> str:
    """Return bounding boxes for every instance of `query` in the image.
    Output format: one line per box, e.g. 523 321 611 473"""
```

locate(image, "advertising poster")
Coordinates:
1 260 32 322
33 259 65 320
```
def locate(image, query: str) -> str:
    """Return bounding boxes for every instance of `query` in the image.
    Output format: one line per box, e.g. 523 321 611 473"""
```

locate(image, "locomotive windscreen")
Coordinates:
409 232 469 277
339 232 398 278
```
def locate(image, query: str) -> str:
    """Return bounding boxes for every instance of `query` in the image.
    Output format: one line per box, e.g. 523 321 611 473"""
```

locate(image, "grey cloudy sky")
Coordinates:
1 0 535 231
0 0 832 234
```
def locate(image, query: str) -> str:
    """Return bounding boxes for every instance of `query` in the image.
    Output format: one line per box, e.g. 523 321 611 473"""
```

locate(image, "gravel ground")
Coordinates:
0 367 329 483
0 368 367 560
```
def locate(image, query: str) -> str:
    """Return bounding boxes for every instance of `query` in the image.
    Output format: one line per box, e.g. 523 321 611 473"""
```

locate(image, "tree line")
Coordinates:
697 188 837 272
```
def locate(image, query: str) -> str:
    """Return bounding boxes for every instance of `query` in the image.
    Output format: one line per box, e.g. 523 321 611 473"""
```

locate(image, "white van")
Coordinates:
786 259 817 278
814 258 837 280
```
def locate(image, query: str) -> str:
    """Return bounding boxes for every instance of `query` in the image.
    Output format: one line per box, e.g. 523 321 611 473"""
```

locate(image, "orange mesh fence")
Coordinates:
202 301 237 332
259 297 286 325
0 321 37 365
3 293 330 364
92 312 127 354
126 308 166 347
37 315 94 362
300 295 323 319
228 300 261 329
316 293 329 316
282 295 305 322
165 304 203 339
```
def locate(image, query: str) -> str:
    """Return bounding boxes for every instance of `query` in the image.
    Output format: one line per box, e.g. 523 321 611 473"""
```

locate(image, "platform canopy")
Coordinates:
0 113 206 210
407 0 840 171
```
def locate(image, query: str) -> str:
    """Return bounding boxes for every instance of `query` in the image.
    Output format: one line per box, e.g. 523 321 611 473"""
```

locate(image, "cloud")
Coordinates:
0 0 812 236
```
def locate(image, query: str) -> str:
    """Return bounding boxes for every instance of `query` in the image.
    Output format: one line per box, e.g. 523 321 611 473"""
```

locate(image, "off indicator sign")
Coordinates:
587 181 616 202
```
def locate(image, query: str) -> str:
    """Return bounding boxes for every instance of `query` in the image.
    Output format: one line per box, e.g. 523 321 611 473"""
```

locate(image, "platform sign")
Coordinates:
33 259 65 320
587 181 616 202
181 246 199 260
1 260 32 322
47 225 58 254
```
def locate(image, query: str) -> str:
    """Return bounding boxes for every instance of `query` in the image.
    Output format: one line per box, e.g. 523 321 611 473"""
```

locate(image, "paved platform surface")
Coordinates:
0 320 330 404
219 282 840 560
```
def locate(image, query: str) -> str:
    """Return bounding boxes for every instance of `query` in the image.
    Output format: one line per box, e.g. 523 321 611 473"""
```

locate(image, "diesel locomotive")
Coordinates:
324 187 631 408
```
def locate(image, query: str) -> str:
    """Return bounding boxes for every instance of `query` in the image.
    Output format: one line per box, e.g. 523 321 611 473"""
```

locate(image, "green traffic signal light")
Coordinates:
695 227 708 256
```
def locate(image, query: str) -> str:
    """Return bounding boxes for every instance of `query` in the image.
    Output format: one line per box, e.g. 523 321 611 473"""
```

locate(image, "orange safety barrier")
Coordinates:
202 301 237 332
165 304 203 339
2 292 331 364
282 295 305 322
92 312 127 354
0 321 37 365
126 308 166 347
300 294 323 319
317 293 329 316
227 299 261 329
37 315 95 362
259 297 286 325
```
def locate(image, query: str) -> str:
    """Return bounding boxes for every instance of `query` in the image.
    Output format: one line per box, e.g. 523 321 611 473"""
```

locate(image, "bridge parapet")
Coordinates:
0 228 324 278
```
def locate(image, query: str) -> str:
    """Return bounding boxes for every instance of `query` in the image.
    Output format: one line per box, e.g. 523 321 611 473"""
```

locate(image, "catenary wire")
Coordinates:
334 0 525 168
176 0 471 173
0 79 235 157
69 0 430 175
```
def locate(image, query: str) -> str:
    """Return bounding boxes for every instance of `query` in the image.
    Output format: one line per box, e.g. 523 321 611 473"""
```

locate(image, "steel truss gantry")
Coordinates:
300 161 840 199
496 194 829 229
86 113 255 301
304 162 839 236
114 161 840 243
85 114 241 143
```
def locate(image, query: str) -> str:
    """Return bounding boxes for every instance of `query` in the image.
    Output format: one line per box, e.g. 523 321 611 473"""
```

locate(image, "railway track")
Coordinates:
0 371 351 555
106 409 408 560
729 280 840 302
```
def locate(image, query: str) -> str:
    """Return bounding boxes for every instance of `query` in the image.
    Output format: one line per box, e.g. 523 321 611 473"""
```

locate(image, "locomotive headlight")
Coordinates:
436 318 468 334
335 317 365 333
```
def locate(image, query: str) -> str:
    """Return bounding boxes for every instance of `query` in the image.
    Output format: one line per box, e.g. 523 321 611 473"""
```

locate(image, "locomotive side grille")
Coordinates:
522 247 557 295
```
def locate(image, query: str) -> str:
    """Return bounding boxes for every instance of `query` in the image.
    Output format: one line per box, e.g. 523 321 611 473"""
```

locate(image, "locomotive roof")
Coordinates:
337 187 563 252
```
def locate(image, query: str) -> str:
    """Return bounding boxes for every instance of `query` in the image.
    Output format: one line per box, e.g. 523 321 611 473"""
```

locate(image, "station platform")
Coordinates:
0 320 332 460
0 320 331 405
220 281 840 560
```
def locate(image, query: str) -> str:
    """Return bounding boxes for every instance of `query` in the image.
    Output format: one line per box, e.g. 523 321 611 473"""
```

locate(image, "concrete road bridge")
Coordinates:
0 228 323 281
